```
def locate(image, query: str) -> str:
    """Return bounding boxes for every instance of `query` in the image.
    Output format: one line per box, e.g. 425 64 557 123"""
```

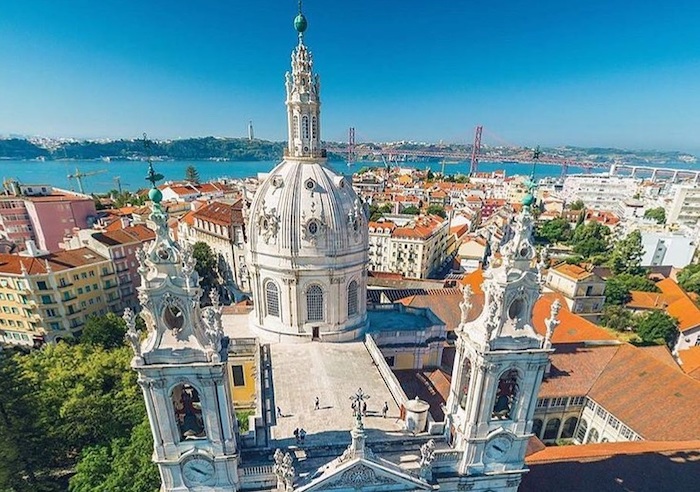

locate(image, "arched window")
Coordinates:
459 359 472 410
575 419 588 443
543 418 561 440
347 280 358 316
311 116 317 140
306 285 323 321
532 419 543 438
492 369 519 420
172 384 206 440
302 115 309 140
586 428 600 444
561 416 578 439
293 115 299 139
265 281 280 318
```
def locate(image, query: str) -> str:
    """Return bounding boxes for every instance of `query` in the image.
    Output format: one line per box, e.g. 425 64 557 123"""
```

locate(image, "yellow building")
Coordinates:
0 247 120 346
227 337 259 410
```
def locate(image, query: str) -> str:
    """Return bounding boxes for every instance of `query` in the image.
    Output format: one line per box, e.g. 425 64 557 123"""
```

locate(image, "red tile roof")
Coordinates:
0 247 109 275
533 293 617 344
656 278 700 333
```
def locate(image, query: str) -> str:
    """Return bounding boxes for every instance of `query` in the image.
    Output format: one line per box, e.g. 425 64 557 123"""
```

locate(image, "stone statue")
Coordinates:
181 242 195 282
419 439 436 481
543 299 562 349
123 308 143 364
273 450 295 492
459 285 473 325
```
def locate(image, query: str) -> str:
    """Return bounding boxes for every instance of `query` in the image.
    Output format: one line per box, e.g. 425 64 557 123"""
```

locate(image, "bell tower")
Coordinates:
127 160 240 491
285 0 323 159
444 198 558 491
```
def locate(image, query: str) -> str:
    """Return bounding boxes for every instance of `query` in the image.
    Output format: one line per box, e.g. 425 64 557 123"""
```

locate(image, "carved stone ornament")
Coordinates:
258 200 280 245
334 464 395 487
181 242 196 280
123 307 143 362
302 218 325 244
162 293 186 333
459 285 473 325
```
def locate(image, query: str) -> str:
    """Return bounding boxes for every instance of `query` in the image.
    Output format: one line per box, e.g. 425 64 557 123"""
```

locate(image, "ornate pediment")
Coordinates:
296 458 434 492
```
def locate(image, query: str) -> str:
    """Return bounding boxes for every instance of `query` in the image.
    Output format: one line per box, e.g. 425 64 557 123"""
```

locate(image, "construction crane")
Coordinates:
67 168 107 194
113 176 130 194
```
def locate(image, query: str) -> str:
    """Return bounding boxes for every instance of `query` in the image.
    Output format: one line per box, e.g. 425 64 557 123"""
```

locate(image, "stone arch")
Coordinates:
492 368 520 420
306 283 325 322
532 418 543 439
561 416 578 439
459 358 473 410
586 427 600 444
171 382 206 441
575 418 588 443
302 115 309 140
264 279 280 318
543 418 561 440
347 279 359 317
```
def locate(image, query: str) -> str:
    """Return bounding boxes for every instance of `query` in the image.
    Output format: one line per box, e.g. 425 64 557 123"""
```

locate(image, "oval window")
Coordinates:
308 220 319 235
508 298 524 319
305 179 315 190
157 247 170 260
164 304 184 330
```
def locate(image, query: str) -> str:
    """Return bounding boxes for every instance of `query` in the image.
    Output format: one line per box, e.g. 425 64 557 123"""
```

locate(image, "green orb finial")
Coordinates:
522 193 535 207
149 187 163 204
294 13 307 33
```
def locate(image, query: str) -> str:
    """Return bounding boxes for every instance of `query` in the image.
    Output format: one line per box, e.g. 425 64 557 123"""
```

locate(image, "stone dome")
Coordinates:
247 158 369 342
248 159 367 262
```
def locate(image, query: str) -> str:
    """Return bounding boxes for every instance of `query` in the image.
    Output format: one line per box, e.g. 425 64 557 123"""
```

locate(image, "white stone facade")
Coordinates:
668 184 700 226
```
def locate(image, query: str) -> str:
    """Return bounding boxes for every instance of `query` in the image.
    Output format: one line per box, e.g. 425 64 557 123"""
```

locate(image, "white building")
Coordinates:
562 174 638 213
641 231 696 268
667 184 700 226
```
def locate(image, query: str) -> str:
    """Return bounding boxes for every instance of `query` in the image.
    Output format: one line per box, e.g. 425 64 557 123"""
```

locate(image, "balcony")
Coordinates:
62 294 78 302
103 283 118 291
101 270 116 278
57 282 74 289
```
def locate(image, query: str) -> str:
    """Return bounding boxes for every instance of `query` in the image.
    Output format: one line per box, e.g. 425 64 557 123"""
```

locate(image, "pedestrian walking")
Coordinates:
382 401 389 418
299 428 306 444
315 396 320 410
277 406 282 418
362 401 367 416
293 427 300 444
351 400 357 416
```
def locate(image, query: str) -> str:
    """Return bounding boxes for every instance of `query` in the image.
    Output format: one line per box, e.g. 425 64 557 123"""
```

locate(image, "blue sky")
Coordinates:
0 1 699 152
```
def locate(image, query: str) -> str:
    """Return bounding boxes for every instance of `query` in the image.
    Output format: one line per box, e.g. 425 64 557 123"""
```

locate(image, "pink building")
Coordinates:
0 182 97 252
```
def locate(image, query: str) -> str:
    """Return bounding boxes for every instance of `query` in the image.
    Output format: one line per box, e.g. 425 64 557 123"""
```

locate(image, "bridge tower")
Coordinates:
348 126 356 164
470 125 483 175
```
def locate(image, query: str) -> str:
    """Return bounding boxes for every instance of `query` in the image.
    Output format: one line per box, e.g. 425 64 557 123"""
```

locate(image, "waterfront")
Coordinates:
0 158 698 194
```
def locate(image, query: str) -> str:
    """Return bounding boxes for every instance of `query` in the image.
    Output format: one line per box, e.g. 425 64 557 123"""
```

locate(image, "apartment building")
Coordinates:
63 224 156 310
368 214 449 279
0 181 97 252
562 174 638 213
667 184 700 226
0 245 119 346
546 263 606 320
181 199 249 296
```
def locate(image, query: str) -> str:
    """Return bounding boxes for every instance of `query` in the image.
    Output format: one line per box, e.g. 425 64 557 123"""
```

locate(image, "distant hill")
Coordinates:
0 136 696 167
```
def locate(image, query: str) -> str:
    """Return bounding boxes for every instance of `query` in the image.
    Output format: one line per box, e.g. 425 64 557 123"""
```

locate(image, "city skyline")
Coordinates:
1 1 699 152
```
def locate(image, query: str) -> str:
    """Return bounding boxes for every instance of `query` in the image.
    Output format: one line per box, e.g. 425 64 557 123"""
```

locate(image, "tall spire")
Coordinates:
286 1 323 159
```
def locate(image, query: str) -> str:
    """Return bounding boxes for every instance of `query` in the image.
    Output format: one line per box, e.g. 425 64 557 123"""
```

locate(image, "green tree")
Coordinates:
570 222 610 258
193 241 218 293
677 264 700 295
426 204 447 218
635 311 679 346
537 217 572 244
608 230 645 275
569 200 585 211
402 205 420 215
643 207 666 224
604 273 658 305
0 350 56 492
601 305 635 332
426 170 435 181
379 203 392 214
69 418 159 492
368 203 383 222
81 313 127 349
185 165 200 184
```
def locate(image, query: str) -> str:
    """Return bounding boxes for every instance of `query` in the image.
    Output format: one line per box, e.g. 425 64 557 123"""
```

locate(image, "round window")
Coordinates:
508 298 524 319
164 304 184 330
519 245 531 258
157 247 170 260
305 179 315 190
307 220 319 235
262 218 269 230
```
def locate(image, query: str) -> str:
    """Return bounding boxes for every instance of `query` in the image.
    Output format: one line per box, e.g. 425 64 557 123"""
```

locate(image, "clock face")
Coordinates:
484 435 512 462
182 456 215 485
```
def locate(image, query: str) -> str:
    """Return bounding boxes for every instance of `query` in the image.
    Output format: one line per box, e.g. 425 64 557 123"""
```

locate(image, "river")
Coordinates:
0 158 696 194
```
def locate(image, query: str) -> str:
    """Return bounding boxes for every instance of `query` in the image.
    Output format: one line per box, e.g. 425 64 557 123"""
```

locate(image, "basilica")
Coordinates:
128 5 558 492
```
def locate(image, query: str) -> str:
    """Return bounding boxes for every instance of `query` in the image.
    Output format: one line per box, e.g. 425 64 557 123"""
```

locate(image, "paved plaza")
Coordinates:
268 341 409 447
